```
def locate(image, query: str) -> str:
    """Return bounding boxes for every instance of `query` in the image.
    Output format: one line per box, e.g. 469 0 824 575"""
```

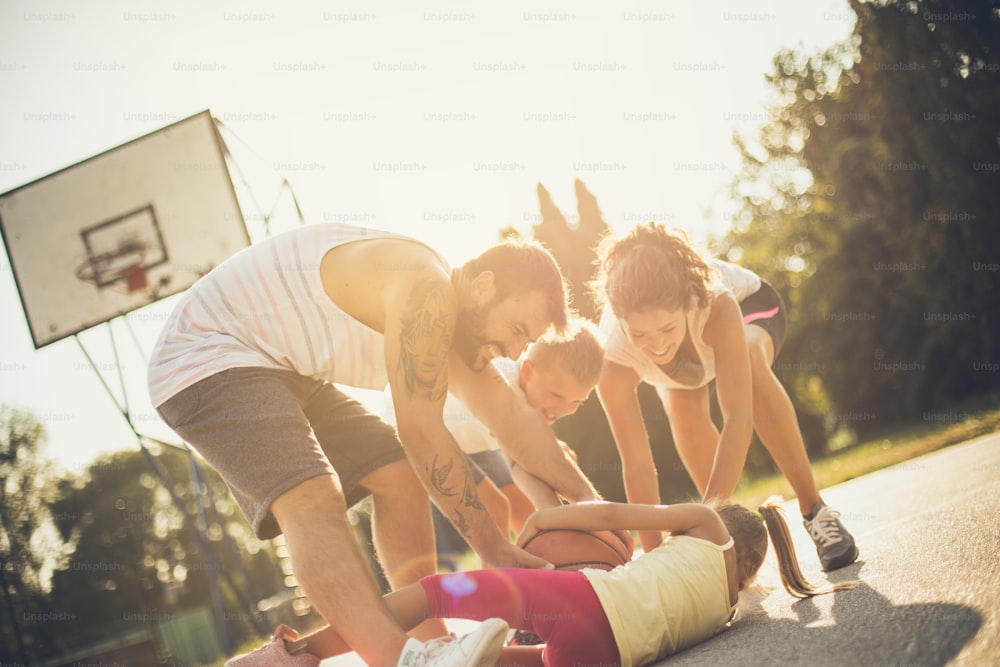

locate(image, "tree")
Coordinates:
37 446 284 663
722 0 1000 438
0 406 73 664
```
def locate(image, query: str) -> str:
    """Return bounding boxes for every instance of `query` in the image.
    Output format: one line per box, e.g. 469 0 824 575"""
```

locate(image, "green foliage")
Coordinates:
32 445 285 663
0 408 61 590
0 406 71 664
722 0 1000 436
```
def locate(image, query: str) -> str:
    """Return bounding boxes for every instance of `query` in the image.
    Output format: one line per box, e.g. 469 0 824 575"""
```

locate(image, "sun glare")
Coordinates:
0 0 855 469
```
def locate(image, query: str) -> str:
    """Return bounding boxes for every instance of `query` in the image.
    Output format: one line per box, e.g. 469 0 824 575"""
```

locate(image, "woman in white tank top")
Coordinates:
593 223 858 573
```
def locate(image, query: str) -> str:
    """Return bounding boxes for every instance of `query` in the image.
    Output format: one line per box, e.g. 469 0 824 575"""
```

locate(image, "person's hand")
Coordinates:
272 624 299 641
480 540 553 570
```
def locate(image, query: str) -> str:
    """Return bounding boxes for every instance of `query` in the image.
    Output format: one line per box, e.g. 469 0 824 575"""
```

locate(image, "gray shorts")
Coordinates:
155 367 406 540
467 449 514 489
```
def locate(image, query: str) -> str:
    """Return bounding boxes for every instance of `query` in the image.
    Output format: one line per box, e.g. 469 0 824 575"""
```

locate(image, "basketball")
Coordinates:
522 529 634 571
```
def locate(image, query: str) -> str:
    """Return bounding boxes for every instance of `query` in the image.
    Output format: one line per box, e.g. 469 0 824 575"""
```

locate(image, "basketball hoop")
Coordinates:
75 246 148 295
119 263 149 294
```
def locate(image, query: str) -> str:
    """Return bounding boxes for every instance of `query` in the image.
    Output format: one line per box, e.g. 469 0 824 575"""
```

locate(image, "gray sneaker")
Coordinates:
804 504 859 571
397 618 509 667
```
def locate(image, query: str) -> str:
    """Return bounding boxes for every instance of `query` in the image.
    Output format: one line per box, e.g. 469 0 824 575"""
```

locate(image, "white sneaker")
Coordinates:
397 618 509 667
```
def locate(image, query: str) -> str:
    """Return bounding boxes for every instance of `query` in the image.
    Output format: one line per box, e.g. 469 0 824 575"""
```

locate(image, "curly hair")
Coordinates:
591 222 714 317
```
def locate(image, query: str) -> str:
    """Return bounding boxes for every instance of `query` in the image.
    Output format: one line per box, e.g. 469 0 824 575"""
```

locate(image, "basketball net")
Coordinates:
75 247 149 296
120 263 149 294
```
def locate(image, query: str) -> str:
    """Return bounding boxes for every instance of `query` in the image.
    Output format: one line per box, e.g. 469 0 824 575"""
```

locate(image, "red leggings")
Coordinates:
420 569 621 667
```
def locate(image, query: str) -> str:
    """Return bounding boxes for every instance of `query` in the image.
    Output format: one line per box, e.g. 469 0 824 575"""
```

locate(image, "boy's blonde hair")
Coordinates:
525 317 605 389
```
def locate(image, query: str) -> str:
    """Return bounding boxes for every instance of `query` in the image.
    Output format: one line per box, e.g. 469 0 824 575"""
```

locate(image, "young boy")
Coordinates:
385 318 604 542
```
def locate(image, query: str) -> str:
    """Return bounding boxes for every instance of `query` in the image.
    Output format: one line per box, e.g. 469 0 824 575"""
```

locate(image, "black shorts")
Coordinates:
738 280 787 359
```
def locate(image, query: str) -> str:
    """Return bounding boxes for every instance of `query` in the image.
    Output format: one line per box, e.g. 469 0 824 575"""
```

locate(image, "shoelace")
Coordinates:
807 507 844 547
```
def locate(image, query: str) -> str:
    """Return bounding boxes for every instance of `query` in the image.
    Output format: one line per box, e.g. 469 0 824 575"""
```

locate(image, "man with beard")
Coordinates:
147 223 599 667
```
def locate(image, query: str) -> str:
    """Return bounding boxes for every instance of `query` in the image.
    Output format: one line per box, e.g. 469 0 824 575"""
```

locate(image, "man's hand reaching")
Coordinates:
479 541 554 570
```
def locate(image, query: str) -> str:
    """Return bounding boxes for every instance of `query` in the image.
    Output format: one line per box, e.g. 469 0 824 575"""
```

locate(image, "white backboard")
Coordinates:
0 110 250 348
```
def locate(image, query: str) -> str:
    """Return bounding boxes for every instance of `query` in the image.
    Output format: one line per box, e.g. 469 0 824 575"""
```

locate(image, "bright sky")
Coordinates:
0 0 855 472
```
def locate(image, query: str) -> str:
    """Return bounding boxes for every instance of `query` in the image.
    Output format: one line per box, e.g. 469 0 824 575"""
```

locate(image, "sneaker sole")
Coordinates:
822 545 860 572
467 619 510 667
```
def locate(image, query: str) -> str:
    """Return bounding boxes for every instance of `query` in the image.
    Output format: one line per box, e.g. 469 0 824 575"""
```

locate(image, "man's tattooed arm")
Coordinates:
429 453 487 539
429 454 457 498
396 277 454 403
384 270 516 560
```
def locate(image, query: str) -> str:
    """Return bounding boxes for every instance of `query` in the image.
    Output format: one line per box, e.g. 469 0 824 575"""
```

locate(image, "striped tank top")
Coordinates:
147 223 424 407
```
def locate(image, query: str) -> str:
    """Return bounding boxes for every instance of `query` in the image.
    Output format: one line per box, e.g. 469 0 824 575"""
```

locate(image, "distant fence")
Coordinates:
43 627 160 667
156 606 223 665
42 606 222 667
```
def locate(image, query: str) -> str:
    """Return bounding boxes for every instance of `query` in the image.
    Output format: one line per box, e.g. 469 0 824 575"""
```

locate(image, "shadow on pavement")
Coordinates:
663 562 982 666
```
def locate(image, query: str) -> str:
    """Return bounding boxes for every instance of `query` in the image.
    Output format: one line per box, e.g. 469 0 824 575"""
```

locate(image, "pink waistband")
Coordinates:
743 306 780 324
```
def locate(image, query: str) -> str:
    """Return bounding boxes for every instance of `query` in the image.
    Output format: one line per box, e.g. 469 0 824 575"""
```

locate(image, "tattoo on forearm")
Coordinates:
461 478 486 511
431 455 485 539
429 454 457 497
398 278 454 402
452 509 471 538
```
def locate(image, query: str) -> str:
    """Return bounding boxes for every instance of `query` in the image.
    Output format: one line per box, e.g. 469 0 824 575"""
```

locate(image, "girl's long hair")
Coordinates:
716 497 858 600
759 497 858 599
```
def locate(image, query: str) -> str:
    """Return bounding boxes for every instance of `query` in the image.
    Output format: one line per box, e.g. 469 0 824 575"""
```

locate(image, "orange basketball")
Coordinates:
522 529 634 572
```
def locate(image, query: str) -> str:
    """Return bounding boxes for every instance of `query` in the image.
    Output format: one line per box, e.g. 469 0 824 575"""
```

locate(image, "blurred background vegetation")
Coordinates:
538 0 1000 502
1 407 301 665
2 0 998 664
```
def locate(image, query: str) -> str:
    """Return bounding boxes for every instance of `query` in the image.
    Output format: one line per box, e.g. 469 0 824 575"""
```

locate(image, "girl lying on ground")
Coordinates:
228 500 856 667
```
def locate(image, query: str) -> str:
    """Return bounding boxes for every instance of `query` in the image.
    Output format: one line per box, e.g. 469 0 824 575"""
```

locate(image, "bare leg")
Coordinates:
270 475 408 667
293 584 544 667
745 327 822 515
362 459 448 640
661 385 719 496
295 581 431 657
